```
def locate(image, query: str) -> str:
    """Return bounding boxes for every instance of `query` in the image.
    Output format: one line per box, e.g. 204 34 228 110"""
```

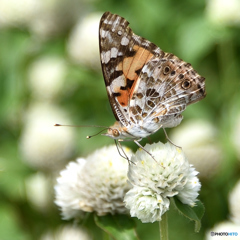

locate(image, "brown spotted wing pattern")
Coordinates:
99 12 206 140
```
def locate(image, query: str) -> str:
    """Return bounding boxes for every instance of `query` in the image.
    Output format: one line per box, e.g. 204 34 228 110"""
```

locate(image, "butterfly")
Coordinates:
99 12 206 158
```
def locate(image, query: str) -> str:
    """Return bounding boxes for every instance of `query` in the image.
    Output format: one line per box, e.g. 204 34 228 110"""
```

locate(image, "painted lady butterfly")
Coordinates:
99 12 206 155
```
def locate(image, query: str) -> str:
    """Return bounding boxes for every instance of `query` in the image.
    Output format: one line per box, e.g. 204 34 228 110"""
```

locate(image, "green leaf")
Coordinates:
172 197 205 232
94 214 139 240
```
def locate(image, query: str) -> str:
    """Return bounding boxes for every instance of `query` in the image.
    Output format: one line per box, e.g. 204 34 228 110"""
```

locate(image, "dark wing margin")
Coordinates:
99 12 131 123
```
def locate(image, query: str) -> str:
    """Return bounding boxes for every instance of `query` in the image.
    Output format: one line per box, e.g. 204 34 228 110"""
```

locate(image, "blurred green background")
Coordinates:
1 0 240 239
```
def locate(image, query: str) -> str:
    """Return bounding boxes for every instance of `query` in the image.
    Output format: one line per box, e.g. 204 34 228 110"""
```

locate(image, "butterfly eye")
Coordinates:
113 129 120 137
181 80 191 89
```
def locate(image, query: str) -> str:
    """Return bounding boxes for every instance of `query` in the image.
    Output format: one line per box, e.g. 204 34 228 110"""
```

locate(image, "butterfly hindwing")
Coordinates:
128 52 206 130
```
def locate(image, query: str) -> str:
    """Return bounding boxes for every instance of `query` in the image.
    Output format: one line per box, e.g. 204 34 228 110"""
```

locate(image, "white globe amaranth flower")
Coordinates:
28 0 85 39
229 180 240 224
55 158 87 220
19 102 75 171
40 225 92 240
124 142 201 223
206 0 240 27
67 12 102 70
0 0 39 28
55 145 131 219
170 120 222 179
124 186 170 223
205 221 240 240
25 172 53 211
28 56 66 100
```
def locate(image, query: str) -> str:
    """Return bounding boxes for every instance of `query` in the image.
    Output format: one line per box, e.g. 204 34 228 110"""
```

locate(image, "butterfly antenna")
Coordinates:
86 128 110 139
54 123 110 139
54 123 109 128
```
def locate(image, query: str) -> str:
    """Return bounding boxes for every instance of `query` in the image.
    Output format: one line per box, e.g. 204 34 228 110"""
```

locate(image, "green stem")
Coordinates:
159 212 168 240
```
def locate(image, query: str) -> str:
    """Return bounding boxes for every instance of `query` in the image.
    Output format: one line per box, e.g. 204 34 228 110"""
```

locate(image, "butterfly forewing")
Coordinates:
99 12 163 126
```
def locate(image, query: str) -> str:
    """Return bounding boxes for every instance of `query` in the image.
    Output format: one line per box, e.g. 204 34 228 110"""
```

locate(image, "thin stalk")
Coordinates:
159 212 168 240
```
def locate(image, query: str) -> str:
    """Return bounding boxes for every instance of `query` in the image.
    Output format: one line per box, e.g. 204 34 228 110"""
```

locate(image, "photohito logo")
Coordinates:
211 231 238 237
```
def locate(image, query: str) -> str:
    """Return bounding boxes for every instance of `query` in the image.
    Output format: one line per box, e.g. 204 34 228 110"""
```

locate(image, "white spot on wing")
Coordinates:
142 64 152 77
142 41 150 47
104 19 112 24
112 18 120 32
103 50 111 64
111 47 118 58
121 36 129 46
132 34 141 44
100 29 108 38
111 75 125 92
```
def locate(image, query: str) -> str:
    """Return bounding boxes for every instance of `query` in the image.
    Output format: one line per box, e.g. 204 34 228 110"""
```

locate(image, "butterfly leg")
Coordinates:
115 140 135 164
163 128 182 149
133 140 158 162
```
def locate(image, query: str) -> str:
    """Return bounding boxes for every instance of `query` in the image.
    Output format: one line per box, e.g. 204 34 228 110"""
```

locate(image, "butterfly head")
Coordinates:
102 121 122 139
102 121 130 140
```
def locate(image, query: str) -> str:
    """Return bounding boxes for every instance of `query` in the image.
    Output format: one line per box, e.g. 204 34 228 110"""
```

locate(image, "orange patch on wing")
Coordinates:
116 47 154 107
116 62 123 71
117 89 129 107
123 46 153 81
123 47 153 99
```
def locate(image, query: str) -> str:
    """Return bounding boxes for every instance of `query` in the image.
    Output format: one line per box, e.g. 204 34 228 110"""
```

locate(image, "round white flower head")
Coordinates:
0 0 39 28
55 158 87 220
28 56 66 100
206 0 240 27
67 13 102 70
229 180 240 224
19 102 75 171
25 172 53 211
170 120 222 179
55 145 131 219
28 0 84 39
124 142 201 223
40 225 92 240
